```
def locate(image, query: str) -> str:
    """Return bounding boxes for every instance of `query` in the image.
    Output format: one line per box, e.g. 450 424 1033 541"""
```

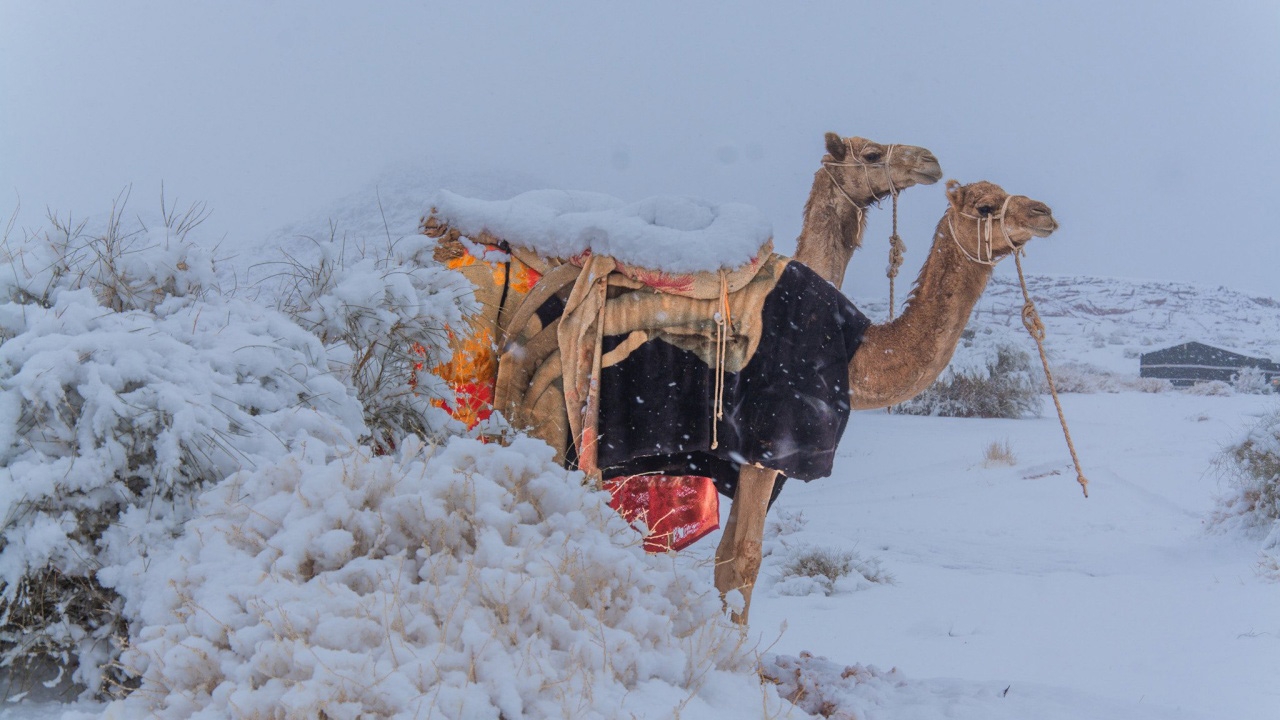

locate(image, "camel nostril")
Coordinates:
1029 203 1052 216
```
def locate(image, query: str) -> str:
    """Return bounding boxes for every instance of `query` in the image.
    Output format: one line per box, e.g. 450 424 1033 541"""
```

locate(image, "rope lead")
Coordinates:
1014 250 1089 498
887 192 905 320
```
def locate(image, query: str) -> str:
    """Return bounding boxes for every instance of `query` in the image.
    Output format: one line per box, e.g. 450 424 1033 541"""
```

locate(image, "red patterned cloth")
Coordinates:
603 474 720 553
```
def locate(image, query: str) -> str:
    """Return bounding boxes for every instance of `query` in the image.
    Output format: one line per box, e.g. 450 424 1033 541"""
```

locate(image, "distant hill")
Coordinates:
853 274 1280 377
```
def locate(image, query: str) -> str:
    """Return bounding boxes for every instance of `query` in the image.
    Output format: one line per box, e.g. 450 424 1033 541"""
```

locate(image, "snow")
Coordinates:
5 172 1280 719
735 392 1280 719
99 436 783 719
9 307 1277 719
431 189 773 272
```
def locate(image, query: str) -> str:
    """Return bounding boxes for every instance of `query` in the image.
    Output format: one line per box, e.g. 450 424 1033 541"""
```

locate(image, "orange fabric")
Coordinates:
414 247 542 430
603 475 720 553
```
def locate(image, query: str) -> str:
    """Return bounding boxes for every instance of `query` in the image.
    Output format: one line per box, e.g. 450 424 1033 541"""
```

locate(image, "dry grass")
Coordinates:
982 439 1017 467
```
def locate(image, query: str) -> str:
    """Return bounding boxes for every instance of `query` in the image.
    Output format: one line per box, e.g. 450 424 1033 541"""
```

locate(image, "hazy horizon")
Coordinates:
3 1 1278 297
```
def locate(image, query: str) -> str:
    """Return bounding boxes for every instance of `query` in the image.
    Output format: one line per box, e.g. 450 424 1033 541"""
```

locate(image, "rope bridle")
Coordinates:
822 144 909 318
947 193 1016 266
945 195 1090 498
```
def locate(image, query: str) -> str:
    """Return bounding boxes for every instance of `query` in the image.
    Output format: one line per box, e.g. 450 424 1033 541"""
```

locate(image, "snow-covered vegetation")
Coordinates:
1213 409 1280 560
897 340 1042 419
0 198 796 717
107 436 764 719
268 231 473 452
0 200 366 694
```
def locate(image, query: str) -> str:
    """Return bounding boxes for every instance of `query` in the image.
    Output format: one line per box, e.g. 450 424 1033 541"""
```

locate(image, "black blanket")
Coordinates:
557 260 870 499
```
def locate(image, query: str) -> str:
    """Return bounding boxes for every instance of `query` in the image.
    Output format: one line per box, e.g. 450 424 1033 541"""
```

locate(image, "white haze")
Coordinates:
2 1 1279 297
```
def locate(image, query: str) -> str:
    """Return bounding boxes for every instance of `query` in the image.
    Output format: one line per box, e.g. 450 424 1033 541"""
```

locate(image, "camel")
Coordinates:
793 133 942 290
713 179 1059 624
421 138 1057 626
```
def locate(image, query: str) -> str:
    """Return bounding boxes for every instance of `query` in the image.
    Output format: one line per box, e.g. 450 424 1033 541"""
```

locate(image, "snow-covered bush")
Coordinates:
1213 409 1280 531
761 651 908 719
1135 377 1174 393
107 436 775 720
1022 361 1173 395
271 233 474 452
764 511 892 597
0 205 366 696
1259 525 1280 581
775 547 854 597
1188 380 1233 396
0 191 218 313
897 343 1042 419
1232 366 1274 395
1212 408 1280 577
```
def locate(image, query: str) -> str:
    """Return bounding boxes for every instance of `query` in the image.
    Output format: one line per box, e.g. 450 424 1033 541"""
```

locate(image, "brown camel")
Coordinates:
793 133 942 290
714 179 1058 624
422 156 1057 626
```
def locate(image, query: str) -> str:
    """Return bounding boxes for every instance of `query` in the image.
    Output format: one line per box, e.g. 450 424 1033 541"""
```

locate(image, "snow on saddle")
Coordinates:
424 190 870 552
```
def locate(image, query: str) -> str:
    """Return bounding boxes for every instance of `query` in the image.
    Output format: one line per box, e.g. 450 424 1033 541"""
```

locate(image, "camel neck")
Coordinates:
846 214 996 410
793 168 868 290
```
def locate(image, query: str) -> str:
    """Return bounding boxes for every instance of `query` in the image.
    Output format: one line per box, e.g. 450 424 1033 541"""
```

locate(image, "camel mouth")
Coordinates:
1027 218 1059 238
910 161 944 185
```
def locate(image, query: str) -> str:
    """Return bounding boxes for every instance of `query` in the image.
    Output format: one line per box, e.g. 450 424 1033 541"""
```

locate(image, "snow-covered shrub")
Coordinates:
775 547 855 597
1048 362 1128 393
1188 380 1233 396
0 206 365 696
1212 409 1280 531
897 343 1042 419
1031 362 1173 395
761 651 908 719
272 233 474 452
1212 409 1280 577
1135 377 1174 393
107 436 774 720
0 191 218 313
1232 366 1273 395
1259 524 1280 581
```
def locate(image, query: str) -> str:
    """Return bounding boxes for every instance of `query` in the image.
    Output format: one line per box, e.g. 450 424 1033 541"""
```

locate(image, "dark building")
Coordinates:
1140 341 1280 389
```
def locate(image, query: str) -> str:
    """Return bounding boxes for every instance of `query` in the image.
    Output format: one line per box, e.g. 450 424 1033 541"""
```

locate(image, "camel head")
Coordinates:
822 132 944 205
944 180 1058 263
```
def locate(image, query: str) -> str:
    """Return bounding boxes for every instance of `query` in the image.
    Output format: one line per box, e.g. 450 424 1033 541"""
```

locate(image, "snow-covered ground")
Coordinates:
724 391 1280 718
12 392 1277 719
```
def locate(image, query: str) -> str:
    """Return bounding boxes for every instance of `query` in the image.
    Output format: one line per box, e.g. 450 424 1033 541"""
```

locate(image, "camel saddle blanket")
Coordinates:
493 249 871 497
424 220 869 551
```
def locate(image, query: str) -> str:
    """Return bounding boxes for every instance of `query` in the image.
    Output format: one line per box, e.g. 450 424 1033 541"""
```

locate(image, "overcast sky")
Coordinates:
3 1 1278 297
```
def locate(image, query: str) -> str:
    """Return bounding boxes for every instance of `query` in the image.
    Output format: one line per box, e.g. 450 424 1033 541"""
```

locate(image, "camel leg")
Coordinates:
714 465 778 625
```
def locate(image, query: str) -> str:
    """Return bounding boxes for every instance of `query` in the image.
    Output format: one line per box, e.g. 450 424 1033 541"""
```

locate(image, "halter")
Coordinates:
822 144 911 317
820 143 899 228
947 192 1019 266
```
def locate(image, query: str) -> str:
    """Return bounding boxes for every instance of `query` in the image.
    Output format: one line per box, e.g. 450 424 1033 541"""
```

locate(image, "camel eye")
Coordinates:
977 205 994 217
862 150 883 163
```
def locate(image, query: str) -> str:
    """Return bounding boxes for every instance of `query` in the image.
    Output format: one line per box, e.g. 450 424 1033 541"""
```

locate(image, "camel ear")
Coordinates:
945 179 965 209
824 132 847 161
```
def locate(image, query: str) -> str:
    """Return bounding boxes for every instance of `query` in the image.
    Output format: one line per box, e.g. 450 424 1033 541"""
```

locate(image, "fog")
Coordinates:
3 1 1278 297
